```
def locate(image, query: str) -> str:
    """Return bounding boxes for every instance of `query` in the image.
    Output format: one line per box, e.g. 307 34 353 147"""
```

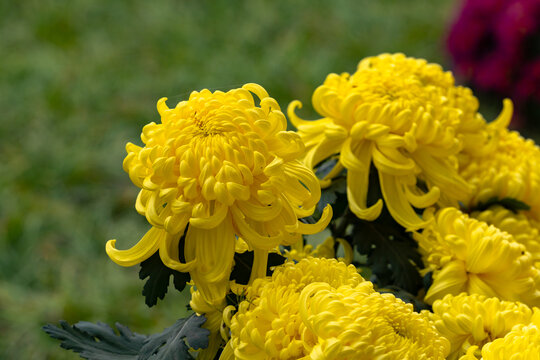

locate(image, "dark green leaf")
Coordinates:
379 285 431 312
139 314 209 359
353 210 423 293
43 321 145 360
473 196 531 213
315 157 339 179
229 251 286 285
43 314 210 360
139 234 190 307
317 177 348 216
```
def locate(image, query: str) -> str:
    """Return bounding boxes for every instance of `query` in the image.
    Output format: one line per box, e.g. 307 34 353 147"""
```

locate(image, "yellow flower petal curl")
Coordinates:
106 227 167 267
289 53 482 229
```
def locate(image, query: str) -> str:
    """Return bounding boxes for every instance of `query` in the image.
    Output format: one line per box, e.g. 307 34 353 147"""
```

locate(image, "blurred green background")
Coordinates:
1 0 462 358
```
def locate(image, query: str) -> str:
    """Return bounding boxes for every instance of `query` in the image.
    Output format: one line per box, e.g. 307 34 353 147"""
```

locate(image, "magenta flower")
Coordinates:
447 0 540 126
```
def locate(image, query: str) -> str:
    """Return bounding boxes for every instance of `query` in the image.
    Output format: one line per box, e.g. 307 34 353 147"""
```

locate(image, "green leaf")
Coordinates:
473 196 531 213
139 314 209 359
43 321 145 359
315 157 339 179
229 251 286 285
43 314 210 360
318 177 348 216
379 285 431 312
139 234 190 307
352 211 423 293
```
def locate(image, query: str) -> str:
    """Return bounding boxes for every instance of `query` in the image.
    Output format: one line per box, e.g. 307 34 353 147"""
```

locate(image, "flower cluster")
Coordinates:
222 258 450 359
53 53 540 360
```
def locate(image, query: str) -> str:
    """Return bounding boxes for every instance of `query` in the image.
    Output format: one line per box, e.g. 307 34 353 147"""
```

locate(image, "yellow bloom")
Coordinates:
459 124 540 221
480 309 540 360
106 84 332 306
221 258 450 360
424 293 534 360
288 53 492 230
415 207 540 306
472 205 540 264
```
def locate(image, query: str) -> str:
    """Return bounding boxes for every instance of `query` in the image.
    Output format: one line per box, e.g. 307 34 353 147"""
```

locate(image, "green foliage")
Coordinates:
43 321 145 360
139 250 191 308
472 196 531 213
230 251 286 285
43 314 209 360
316 158 348 217
352 209 424 294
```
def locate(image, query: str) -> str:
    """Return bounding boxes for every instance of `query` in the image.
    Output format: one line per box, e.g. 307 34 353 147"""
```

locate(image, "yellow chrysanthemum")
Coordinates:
480 309 540 360
414 207 540 306
221 258 450 360
459 125 540 221
284 236 354 264
287 53 499 230
106 84 332 306
423 293 534 360
472 205 540 264
459 309 540 360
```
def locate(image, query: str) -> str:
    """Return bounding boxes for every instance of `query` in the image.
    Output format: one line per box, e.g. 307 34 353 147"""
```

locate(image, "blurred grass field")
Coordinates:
0 0 457 358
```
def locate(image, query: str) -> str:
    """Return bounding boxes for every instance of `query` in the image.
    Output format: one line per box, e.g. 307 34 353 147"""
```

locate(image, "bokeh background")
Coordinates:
2 0 536 358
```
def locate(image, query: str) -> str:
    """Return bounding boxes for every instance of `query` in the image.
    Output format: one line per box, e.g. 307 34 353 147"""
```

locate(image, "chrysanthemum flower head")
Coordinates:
480 308 540 360
288 53 489 230
459 125 540 221
424 293 534 360
221 257 450 359
472 205 540 264
106 84 332 305
415 207 540 306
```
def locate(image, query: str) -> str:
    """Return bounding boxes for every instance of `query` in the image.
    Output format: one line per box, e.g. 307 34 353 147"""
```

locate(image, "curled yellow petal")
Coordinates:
158 231 197 272
288 204 333 235
106 226 164 267
341 138 368 172
405 185 440 209
489 98 513 131
185 214 236 303
347 169 383 221
336 238 354 264
189 201 229 229
372 145 416 176
379 171 429 230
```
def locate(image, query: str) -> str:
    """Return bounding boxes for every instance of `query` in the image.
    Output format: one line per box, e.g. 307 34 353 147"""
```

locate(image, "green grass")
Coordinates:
0 0 457 358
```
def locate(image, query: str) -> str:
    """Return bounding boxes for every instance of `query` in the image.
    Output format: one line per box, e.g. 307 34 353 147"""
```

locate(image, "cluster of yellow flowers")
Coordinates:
222 258 450 359
109 53 540 359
